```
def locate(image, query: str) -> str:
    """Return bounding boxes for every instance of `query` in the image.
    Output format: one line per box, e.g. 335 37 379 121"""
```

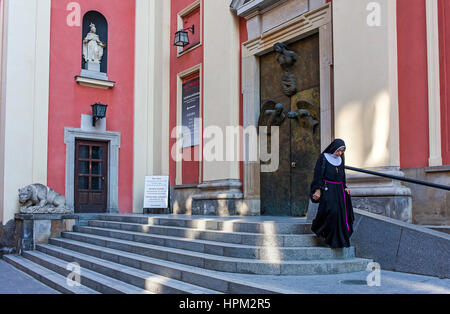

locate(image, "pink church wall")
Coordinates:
47 0 136 213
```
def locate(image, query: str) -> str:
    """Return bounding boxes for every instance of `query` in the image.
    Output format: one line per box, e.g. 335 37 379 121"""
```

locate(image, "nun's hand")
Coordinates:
345 188 351 195
313 189 321 201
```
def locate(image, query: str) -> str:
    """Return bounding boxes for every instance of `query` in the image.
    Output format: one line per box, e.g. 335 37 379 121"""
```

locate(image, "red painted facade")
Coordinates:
47 0 136 213
396 0 450 167
438 0 450 165
397 0 430 169
181 7 201 52
169 0 204 186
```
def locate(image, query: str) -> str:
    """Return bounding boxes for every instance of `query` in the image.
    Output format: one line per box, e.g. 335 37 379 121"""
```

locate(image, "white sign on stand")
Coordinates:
143 176 169 209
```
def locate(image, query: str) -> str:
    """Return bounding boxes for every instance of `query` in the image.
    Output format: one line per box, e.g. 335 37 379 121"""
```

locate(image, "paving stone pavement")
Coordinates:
222 269 450 294
0 259 59 294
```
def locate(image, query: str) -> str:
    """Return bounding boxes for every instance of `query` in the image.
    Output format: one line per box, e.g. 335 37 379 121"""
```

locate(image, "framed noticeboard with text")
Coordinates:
181 76 200 148
143 176 169 209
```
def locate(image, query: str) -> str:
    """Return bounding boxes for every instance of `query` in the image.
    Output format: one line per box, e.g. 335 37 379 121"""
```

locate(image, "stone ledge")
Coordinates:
350 187 412 197
75 75 116 90
192 192 244 200
173 184 199 190
15 214 80 221
424 165 450 173
196 179 242 190
421 226 450 235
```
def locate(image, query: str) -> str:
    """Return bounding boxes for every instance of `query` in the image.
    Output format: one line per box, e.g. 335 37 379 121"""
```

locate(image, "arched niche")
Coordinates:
81 11 108 74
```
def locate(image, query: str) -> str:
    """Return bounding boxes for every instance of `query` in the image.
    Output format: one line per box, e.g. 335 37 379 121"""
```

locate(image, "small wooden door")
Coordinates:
74 140 108 213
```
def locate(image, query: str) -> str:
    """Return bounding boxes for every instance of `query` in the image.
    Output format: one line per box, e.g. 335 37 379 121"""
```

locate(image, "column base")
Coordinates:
191 179 244 216
347 167 413 223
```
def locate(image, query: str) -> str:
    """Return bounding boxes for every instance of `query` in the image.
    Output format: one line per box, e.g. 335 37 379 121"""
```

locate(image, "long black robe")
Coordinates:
310 153 355 248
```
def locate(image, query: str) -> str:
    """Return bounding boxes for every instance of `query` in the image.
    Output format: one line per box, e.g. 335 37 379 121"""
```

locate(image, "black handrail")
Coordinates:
345 166 450 191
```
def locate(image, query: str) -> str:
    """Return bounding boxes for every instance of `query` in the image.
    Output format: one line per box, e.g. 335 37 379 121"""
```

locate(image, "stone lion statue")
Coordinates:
18 184 73 214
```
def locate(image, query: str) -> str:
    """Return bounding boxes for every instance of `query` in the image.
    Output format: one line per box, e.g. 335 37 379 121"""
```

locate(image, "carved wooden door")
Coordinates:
74 140 108 213
260 33 321 217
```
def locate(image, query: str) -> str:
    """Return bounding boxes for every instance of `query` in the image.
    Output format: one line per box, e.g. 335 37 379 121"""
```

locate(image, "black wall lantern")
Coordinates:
174 24 195 47
91 102 108 126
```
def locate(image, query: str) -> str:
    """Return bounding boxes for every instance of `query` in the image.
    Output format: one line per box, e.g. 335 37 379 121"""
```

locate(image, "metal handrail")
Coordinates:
345 166 450 191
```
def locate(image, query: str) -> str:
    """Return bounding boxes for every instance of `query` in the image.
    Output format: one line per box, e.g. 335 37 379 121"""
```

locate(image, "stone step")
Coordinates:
74 225 355 261
34 245 221 294
50 236 370 276
3 254 98 294
87 220 319 247
22 251 153 294
36 242 287 294
96 214 313 235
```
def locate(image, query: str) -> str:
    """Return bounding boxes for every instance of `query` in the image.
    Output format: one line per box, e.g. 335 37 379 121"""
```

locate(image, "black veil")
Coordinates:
322 139 346 164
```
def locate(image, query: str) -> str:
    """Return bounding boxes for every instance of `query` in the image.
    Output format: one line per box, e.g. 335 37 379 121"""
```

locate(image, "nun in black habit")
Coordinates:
310 139 355 249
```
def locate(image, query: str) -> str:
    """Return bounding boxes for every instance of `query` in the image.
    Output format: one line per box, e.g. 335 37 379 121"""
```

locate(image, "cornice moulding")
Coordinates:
236 0 287 17
242 3 331 57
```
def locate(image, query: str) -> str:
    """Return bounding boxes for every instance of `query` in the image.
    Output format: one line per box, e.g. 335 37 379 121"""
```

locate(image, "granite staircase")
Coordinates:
4 214 371 294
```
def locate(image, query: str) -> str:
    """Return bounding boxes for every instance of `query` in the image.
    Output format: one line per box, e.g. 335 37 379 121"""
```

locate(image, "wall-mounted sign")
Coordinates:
182 76 200 148
143 176 169 209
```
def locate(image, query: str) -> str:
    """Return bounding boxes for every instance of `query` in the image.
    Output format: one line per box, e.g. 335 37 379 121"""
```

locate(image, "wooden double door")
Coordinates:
74 140 108 213
260 33 322 217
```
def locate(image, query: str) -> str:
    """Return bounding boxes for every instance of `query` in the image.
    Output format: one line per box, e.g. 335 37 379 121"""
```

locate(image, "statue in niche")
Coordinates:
83 23 106 69
274 42 299 96
18 184 73 214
